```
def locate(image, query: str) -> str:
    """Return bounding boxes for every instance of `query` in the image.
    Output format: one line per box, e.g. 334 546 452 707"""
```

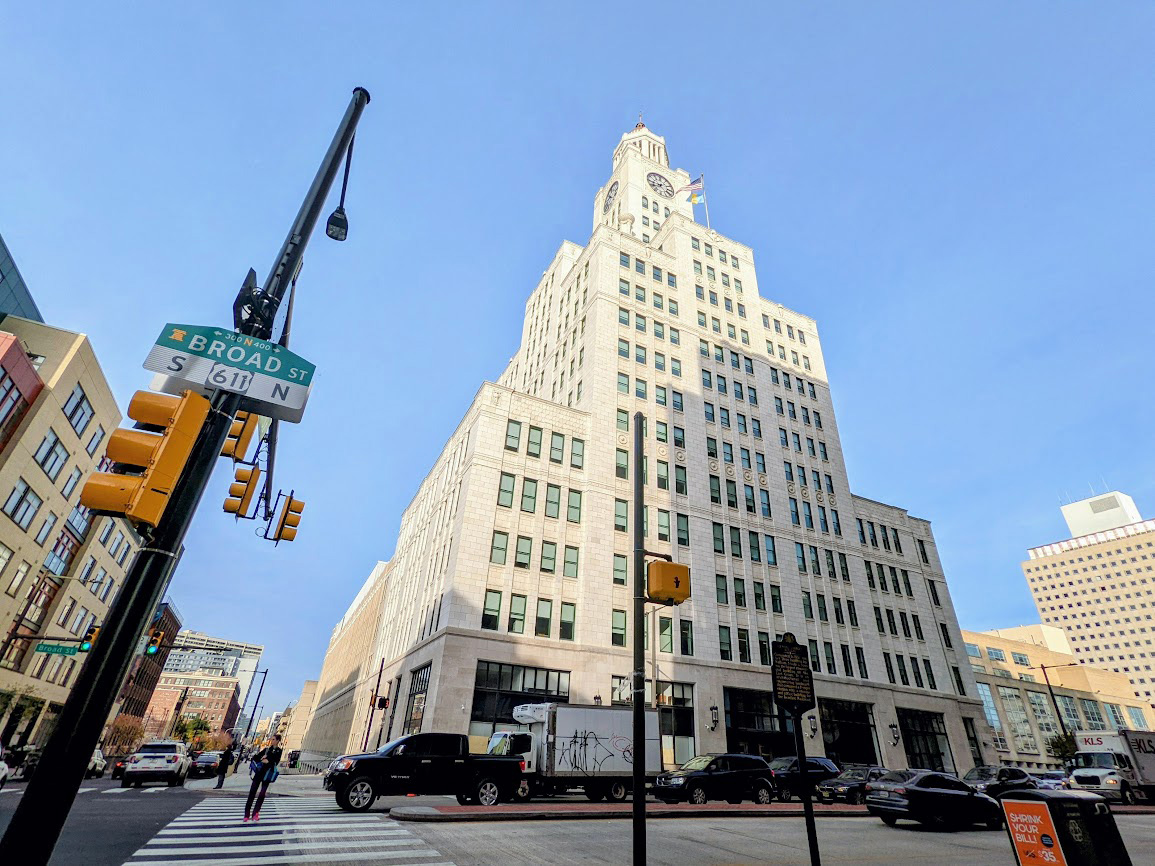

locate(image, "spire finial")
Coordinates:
635 111 646 130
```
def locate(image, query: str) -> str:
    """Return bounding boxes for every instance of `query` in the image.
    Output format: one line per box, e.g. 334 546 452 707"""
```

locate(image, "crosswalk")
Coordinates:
124 796 456 866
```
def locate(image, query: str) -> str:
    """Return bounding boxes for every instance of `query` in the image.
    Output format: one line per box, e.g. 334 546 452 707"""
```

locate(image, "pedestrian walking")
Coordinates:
243 735 283 823
215 744 235 789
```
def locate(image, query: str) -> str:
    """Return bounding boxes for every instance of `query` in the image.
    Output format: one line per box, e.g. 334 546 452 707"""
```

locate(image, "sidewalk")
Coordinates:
390 800 873 822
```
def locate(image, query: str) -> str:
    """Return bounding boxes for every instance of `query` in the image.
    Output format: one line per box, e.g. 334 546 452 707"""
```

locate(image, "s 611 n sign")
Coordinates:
144 323 316 423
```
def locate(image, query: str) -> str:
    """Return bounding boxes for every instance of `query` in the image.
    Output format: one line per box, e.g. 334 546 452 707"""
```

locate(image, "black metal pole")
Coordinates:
363 657 385 752
243 669 269 742
793 711 822 866
0 86 370 866
1040 665 1070 740
631 411 646 866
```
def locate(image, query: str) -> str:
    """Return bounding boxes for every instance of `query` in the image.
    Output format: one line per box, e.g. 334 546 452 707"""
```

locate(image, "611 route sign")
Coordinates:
144 323 316 423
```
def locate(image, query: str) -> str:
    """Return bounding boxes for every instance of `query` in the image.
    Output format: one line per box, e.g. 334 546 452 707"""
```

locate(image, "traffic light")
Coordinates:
273 494 304 543
224 466 263 518
146 629 165 655
221 411 259 462
80 390 210 528
647 561 691 605
79 625 100 653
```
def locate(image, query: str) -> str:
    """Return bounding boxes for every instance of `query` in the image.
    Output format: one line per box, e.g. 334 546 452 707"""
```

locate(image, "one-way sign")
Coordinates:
144 323 316 423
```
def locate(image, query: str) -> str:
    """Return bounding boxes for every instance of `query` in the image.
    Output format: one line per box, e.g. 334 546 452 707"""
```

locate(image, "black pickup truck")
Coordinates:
324 732 525 811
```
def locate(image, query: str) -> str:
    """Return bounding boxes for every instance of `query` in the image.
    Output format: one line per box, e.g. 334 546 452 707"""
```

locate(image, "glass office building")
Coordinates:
0 234 44 322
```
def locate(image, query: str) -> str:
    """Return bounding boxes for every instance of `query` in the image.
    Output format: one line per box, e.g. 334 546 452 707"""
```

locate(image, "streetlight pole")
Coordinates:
0 87 370 866
1038 663 1079 740
242 669 270 743
631 412 646 866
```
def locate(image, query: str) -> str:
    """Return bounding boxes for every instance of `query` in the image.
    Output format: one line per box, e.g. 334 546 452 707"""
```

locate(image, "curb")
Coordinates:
389 805 872 823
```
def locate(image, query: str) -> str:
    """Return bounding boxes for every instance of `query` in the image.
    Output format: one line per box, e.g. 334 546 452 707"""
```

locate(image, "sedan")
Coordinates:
0 750 8 791
1030 771 1069 790
189 752 222 778
961 765 1037 799
816 766 889 805
866 769 1004 830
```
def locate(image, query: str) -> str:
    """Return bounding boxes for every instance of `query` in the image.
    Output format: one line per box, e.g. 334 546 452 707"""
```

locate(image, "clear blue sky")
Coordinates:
2 4 1153 717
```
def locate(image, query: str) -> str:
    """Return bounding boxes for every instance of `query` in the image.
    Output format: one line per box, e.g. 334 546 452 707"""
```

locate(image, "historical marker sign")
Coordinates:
143 324 317 423
771 632 815 714
35 642 78 656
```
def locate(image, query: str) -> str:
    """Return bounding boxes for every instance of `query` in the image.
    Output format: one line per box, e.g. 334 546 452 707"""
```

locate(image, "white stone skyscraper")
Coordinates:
308 122 986 773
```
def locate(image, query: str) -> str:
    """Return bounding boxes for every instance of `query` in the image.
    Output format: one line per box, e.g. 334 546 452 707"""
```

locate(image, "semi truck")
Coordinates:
486 702 660 801
1066 728 1155 803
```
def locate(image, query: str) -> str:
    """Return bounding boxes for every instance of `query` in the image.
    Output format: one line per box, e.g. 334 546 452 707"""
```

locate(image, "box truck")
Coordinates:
1067 729 1155 803
486 702 660 801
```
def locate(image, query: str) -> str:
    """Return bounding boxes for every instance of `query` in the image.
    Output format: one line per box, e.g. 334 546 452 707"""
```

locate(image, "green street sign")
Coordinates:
36 642 78 656
143 324 317 423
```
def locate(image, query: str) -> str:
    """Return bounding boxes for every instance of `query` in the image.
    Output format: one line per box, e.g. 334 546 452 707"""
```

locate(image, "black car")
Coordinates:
188 752 222 778
109 755 129 780
961 765 1037 799
654 754 775 805
765 756 842 801
816 766 889 805
865 769 1004 830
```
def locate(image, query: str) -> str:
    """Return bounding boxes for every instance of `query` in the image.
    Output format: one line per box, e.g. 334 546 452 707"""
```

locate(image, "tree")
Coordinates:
173 716 211 744
104 717 145 755
1046 732 1077 763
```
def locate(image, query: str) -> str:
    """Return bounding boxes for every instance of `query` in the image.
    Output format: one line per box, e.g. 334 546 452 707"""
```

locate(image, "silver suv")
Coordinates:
122 741 190 788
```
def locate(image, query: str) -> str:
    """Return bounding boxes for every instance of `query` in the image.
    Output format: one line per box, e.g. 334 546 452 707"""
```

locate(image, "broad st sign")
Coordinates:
144 324 317 423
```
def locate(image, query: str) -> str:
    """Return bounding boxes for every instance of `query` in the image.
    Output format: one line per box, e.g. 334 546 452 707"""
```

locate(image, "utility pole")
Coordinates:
1039 663 1073 739
362 657 386 752
631 411 646 866
242 668 270 743
0 87 370 866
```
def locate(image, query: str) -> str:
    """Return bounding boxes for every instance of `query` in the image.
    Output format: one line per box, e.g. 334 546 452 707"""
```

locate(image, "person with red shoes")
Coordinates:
243 735 283 823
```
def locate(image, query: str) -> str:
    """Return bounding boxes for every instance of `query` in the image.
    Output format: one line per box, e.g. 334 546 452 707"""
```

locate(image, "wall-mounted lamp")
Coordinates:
709 705 720 731
807 715 818 738
889 722 900 746
593 694 603 706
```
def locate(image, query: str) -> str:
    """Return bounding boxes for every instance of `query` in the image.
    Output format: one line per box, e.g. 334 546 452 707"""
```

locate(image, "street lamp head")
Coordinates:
807 715 818 737
593 693 602 706
326 206 349 241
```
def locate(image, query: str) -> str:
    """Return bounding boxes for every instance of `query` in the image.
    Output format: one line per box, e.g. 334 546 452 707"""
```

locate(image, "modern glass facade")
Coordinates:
0 234 44 322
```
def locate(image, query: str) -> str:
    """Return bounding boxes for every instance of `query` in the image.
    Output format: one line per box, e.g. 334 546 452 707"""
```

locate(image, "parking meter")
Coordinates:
1003 789 1132 866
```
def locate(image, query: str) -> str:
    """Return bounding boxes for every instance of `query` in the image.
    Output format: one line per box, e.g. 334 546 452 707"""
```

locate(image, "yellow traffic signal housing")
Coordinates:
224 466 263 517
79 625 100 653
146 629 165 655
221 412 259 462
274 495 304 543
648 561 691 605
80 390 210 528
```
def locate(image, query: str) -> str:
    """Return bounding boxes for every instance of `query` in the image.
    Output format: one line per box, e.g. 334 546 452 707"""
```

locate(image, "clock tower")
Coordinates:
595 120 693 239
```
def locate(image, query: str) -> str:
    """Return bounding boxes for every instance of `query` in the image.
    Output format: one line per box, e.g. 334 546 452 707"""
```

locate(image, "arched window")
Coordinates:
664 207 670 218
642 196 649 209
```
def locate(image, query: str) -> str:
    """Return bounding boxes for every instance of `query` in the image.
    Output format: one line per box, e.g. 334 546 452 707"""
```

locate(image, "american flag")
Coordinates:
677 175 704 193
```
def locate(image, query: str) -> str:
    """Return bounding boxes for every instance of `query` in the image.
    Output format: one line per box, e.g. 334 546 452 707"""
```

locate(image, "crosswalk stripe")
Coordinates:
144 787 168 794
158 822 393 836
133 839 431 855
147 831 409 844
129 854 450 866
103 787 131 794
77 787 98 793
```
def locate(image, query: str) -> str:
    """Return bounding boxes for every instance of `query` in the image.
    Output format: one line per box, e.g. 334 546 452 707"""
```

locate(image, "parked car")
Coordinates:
324 732 526 811
866 769 1004 830
816 766 889 804
189 751 222 778
961 765 1037 799
1030 770 1069 790
654 754 775 805
85 748 107 779
122 741 190 788
0 746 9 790
765 756 842 801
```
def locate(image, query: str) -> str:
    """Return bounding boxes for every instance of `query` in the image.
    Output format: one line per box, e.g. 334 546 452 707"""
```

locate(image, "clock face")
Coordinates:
647 172 674 198
602 180 619 213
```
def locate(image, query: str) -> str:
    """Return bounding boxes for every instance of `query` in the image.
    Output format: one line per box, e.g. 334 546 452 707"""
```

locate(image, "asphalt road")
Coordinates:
0 776 206 865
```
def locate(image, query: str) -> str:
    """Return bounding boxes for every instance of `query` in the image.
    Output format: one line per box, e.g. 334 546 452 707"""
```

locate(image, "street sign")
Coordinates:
35 643 78 656
144 324 316 423
771 632 815 714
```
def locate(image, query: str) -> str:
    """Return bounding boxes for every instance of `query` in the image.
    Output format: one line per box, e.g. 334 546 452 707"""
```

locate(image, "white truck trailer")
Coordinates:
1067 729 1155 803
486 702 661 801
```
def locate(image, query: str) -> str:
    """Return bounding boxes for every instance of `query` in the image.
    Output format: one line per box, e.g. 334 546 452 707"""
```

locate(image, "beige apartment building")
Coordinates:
1023 492 1155 716
963 624 1148 770
303 123 989 775
0 316 138 750
281 679 316 757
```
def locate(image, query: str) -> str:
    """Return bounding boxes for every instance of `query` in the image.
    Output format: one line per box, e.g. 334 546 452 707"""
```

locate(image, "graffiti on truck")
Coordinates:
557 729 635 773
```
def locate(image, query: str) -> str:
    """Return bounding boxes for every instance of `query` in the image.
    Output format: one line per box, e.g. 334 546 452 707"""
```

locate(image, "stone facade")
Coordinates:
306 124 987 774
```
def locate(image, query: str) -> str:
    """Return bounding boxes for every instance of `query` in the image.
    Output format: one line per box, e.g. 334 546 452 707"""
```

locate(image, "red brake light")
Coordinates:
520 759 526 772
864 785 872 792
894 787 906 795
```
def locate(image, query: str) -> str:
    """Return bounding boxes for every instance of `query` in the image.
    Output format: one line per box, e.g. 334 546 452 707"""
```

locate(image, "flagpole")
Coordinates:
702 172 711 230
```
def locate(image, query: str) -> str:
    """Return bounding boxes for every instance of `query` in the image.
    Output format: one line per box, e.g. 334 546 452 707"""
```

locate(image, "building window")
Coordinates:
514 536 532 568
738 629 752 664
505 420 522 451
521 479 538 513
715 574 729 604
63 384 94 436
402 663 432 735
527 426 543 457
612 609 627 646
613 554 627 586
536 599 553 637
541 541 557 573
616 449 629 479
489 531 508 565
34 430 70 481
570 438 585 469
563 546 579 578
719 626 733 661
508 595 526 633
3 479 42 530
86 425 105 457
615 500 628 532
680 620 694 655
482 590 502 630
550 433 565 463
676 513 689 546
560 603 576 641
567 490 582 523
497 473 515 507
